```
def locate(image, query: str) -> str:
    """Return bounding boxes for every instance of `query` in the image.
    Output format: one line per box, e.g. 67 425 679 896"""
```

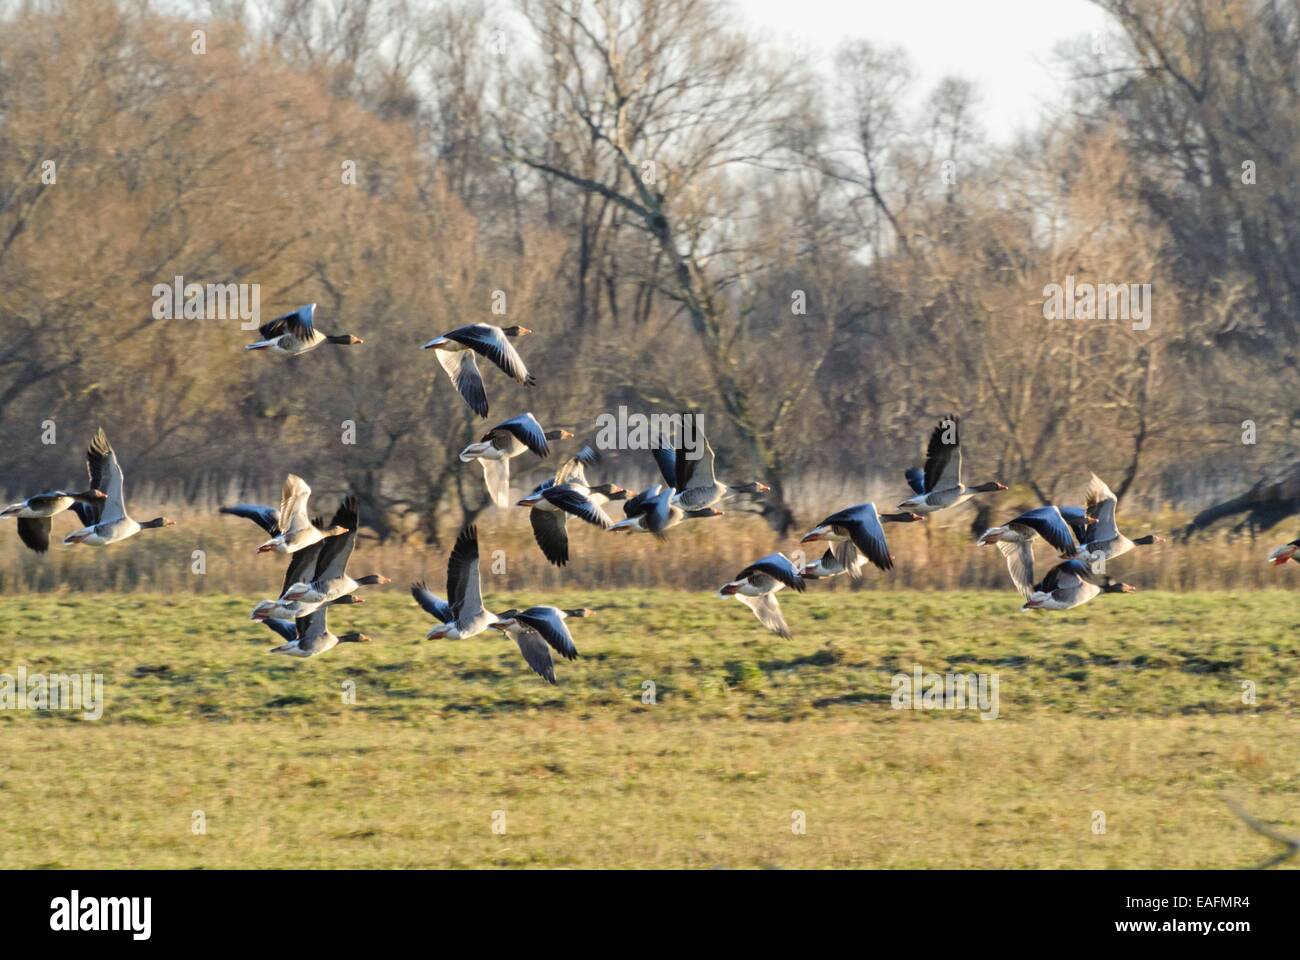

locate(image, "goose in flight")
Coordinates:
258 594 364 638
410 525 498 640
265 602 371 658
1268 537 1299 566
460 413 572 508
255 475 349 555
898 416 1006 515
608 484 723 538
517 445 625 565
422 322 534 418
1076 474 1163 573
488 606 591 684
63 429 176 546
277 495 389 605
244 303 363 356
2 488 106 553
718 552 806 638
250 500 377 622
798 546 867 581
800 502 923 574
1020 557 1135 611
650 430 768 510
977 505 1081 598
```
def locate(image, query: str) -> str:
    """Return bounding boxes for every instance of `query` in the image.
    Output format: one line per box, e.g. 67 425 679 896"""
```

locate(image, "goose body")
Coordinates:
1021 558 1135 611
274 496 389 607
800 502 923 575
62 429 175 546
718 552 806 638
897 416 1006 515
266 602 370 658
488 606 590 684
2 488 106 553
244 304 362 356
422 323 534 418
460 413 571 508
411 525 498 640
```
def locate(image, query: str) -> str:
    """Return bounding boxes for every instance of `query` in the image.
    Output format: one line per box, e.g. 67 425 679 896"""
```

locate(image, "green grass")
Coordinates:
0 590 1296 868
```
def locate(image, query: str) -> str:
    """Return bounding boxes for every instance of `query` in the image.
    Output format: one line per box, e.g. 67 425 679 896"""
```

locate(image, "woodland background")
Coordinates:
0 0 1296 591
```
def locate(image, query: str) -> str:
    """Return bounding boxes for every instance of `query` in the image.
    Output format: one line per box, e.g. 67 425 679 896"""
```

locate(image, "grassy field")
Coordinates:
1 589 1297 868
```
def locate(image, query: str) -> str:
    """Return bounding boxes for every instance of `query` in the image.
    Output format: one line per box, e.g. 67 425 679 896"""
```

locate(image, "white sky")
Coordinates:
738 0 1116 141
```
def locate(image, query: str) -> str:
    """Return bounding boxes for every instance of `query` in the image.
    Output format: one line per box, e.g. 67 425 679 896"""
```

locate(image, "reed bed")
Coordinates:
0 480 1293 596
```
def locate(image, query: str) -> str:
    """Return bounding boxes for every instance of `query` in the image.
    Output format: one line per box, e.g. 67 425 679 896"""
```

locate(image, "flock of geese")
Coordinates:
3 306 1297 683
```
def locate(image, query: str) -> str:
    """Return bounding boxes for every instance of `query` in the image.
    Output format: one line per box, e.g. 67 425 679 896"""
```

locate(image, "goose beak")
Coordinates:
754 482 770 493
256 543 275 554
800 532 823 543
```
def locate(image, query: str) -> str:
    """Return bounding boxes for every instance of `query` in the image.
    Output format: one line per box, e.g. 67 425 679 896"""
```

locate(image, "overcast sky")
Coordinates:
741 0 1115 141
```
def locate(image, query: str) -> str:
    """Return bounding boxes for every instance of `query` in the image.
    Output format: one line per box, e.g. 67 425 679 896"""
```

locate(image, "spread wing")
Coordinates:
515 607 579 660
922 416 962 493
1013 505 1078 554
904 466 927 495
445 324 531 384
530 508 571 567
437 349 489 418
677 432 716 495
824 503 892 571
446 525 483 619
512 627 557 684
543 485 613 528
279 534 326 597
997 539 1035 598
259 303 315 341
277 474 313 537
494 413 550 458
411 581 453 623
737 593 791 638
219 503 281 536
1084 474 1119 543
651 446 679 489
313 495 359 582
556 443 599 486
87 428 126 524
16 516 53 553
260 618 298 643
738 553 806 593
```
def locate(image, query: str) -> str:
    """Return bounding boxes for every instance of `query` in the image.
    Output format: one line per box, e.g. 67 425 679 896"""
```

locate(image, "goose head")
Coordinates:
562 608 595 618
327 334 364 345
143 517 176 529
503 325 532 338
338 633 371 643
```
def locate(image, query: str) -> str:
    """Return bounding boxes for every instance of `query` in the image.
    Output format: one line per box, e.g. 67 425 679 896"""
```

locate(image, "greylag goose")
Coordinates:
799 503 923 574
410 525 498 639
266 602 371 658
258 595 364 639
1076 474 1163 572
488 607 591 684
977 505 1080 598
250 511 331 621
651 430 769 510
63 429 175 546
255 475 348 555
244 303 362 356
517 445 625 565
1020 558 1135 611
422 322 534 417
799 547 867 581
277 495 389 605
1268 538 1299 566
460 413 572 508
898 417 1006 515
2 488 106 553
608 484 722 538
718 552 806 638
